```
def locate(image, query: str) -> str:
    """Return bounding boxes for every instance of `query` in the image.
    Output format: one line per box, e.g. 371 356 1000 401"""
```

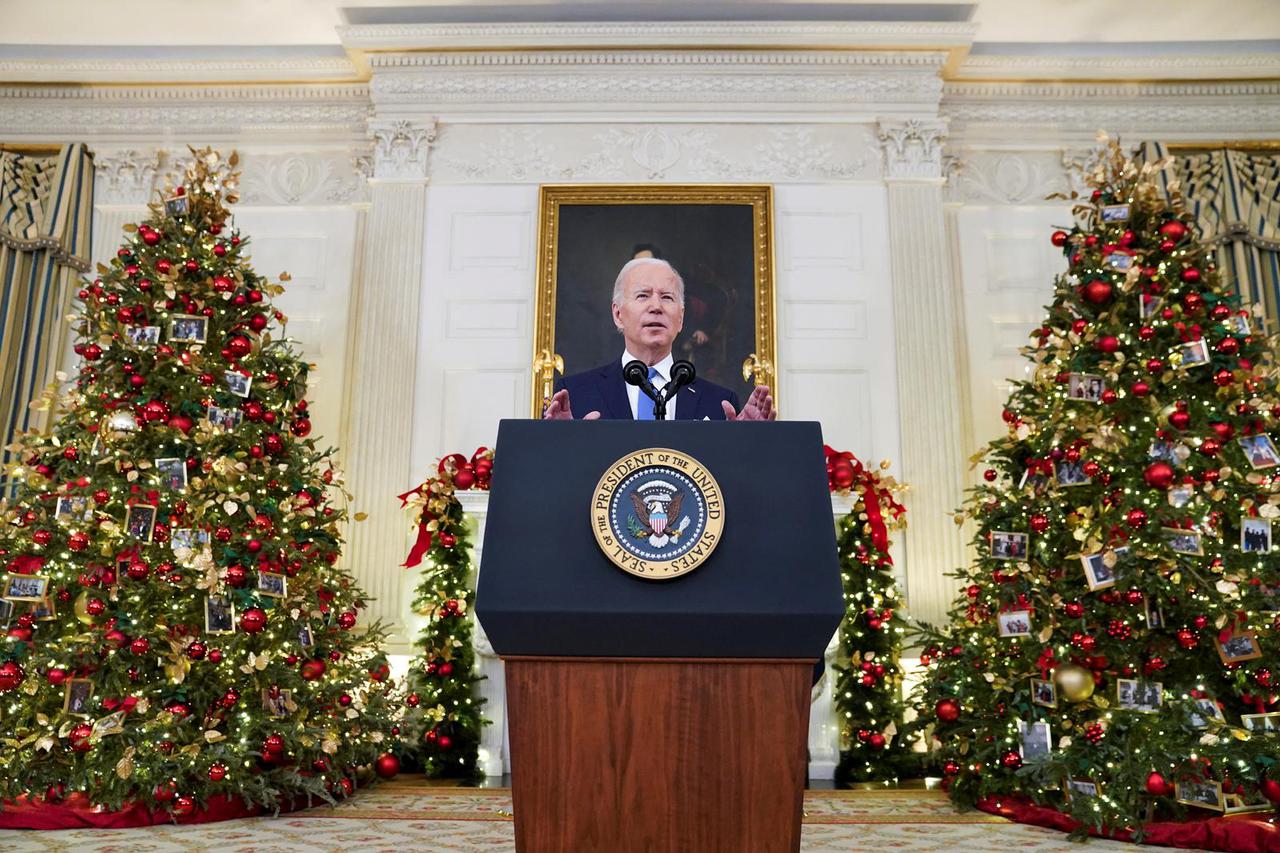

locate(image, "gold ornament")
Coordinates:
101 410 139 442
73 590 96 625
1054 663 1095 702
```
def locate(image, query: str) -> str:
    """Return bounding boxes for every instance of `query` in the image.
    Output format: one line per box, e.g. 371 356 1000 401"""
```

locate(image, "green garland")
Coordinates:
826 448 915 785
397 451 490 781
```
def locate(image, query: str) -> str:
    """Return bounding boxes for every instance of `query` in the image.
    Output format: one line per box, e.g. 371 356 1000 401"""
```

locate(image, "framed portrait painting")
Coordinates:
531 185 777 416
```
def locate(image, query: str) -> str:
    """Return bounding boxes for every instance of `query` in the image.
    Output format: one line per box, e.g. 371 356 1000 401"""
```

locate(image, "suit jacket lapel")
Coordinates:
600 361 633 420
674 382 700 420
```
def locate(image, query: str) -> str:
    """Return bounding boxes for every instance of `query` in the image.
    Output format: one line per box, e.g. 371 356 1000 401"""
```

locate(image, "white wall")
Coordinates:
952 203 1072 451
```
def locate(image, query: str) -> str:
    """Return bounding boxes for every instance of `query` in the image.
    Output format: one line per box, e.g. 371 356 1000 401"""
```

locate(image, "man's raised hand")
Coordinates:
723 385 776 421
542 389 601 421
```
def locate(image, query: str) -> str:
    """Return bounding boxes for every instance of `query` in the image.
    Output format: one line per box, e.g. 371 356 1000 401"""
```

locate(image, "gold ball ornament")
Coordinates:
102 410 139 442
1054 663 1095 702
73 590 96 625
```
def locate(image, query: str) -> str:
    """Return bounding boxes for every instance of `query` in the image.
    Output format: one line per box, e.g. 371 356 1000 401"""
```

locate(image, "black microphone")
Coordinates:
623 358 667 420
667 360 695 396
623 359 657 397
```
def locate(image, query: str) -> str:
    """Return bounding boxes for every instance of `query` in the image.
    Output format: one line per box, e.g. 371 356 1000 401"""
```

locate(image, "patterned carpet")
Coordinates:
0 781 1165 852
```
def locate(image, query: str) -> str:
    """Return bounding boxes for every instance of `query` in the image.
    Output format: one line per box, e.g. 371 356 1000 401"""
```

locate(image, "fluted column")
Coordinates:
342 120 436 648
878 120 968 627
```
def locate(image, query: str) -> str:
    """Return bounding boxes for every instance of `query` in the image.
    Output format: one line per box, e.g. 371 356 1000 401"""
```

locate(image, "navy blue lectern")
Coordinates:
476 419 842 853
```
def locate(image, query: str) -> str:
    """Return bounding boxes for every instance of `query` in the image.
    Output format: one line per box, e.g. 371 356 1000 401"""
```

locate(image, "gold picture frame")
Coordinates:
531 184 777 416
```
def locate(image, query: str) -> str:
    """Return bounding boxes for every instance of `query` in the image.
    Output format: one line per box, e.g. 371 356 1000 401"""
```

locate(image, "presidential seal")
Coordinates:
591 448 724 580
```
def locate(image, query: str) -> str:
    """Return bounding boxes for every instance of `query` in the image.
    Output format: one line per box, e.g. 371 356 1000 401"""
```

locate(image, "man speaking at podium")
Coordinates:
542 257 777 421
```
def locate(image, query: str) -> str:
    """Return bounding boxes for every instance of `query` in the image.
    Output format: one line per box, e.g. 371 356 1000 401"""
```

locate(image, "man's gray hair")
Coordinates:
612 257 685 308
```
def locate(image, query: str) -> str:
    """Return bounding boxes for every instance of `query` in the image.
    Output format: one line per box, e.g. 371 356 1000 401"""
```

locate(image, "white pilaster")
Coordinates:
878 119 968 628
341 120 436 649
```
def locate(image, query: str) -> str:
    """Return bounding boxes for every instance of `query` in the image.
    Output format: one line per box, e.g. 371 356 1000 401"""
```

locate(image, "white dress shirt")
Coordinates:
621 349 676 420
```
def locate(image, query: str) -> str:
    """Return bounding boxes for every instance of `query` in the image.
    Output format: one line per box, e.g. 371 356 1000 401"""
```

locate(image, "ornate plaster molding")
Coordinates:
429 123 875 183
0 56 360 85
953 51 1280 82
943 80 1280 145
340 20 978 51
235 150 371 205
93 149 162 206
370 119 437 181
0 84 371 145
367 49 947 115
878 119 948 181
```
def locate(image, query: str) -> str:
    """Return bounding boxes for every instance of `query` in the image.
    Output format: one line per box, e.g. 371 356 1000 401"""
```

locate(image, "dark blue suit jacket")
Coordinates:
557 359 740 420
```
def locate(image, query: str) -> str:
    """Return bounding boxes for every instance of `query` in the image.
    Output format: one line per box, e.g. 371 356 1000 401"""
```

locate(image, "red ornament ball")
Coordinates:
208 763 227 782
172 795 196 817
869 733 887 750
1158 220 1188 243
46 668 67 686
375 753 401 779
1262 778 1280 804
300 658 327 681
1030 514 1049 533
240 608 267 633
1096 335 1120 354
1146 771 1174 797
1143 461 1175 490
69 723 94 753
0 661 25 692
936 699 961 723
453 469 477 490
337 611 357 630
1181 267 1202 285
983 469 997 482
290 418 312 438
1126 509 1148 528
1082 279 1113 305
830 460 856 490
1064 602 1084 619
1168 410 1191 431
1051 230 1069 247
225 335 252 359
67 531 90 552
1001 751 1023 769
1131 380 1151 397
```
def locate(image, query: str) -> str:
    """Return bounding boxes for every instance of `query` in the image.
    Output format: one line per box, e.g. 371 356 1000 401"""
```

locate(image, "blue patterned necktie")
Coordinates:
636 366 660 420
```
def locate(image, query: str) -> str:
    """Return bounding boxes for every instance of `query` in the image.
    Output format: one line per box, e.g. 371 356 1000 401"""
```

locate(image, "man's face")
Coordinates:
613 264 684 357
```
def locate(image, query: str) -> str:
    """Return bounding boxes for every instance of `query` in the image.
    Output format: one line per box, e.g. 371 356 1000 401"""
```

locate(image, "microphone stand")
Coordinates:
624 359 696 421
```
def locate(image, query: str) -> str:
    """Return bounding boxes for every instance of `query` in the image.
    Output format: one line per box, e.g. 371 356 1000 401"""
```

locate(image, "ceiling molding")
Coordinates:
366 48 949 118
952 51 1280 82
0 84 371 145
943 80 1280 146
0 55 362 85
338 20 980 51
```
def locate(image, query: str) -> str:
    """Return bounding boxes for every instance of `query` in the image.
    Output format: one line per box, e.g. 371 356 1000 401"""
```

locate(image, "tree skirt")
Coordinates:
0 792 305 830
978 795 1280 853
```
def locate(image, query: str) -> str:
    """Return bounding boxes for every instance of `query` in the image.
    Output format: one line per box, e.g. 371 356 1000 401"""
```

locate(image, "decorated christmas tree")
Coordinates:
914 138 1280 831
825 447 915 785
397 450 489 781
0 149 399 818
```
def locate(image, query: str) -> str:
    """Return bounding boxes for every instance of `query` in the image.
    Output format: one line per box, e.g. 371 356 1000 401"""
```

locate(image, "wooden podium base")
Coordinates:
504 656 813 853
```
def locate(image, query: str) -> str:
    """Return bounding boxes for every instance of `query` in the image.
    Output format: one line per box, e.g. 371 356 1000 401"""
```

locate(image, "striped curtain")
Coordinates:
1142 142 1280 331
0 144 94 486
